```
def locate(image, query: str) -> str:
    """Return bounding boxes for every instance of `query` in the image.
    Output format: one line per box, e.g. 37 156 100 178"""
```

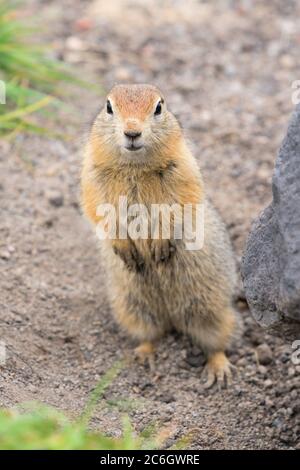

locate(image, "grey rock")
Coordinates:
242 104 300 341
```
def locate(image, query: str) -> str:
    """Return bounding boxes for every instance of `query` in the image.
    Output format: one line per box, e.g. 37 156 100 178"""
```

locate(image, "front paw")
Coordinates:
150 239 175 264
113 241 145 273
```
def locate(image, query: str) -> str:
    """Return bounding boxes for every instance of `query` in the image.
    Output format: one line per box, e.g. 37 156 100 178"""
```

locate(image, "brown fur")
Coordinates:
81 84 237 388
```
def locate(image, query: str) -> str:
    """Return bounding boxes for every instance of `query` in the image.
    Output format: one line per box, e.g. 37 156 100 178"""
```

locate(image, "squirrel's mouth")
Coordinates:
125 145 144 152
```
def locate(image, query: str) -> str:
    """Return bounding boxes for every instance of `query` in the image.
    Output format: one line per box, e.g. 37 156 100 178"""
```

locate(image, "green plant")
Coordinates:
0 0 89 137
0 364 174 450
0 406 148 450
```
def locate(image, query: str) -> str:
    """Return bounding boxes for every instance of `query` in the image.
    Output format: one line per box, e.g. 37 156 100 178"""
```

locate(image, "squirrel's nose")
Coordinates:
124 130 142 139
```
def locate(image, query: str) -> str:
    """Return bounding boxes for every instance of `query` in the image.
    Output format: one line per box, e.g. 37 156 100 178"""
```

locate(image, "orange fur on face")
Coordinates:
88 83 183 168
109 84 162 121
107 84 163 138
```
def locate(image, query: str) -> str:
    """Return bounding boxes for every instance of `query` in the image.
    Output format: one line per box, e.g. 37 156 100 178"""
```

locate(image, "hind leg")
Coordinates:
112 294 165 370
188 307 236 389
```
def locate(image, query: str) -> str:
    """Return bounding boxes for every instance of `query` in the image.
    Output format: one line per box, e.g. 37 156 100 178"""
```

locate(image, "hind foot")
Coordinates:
134 341 155 371
203 351 234 389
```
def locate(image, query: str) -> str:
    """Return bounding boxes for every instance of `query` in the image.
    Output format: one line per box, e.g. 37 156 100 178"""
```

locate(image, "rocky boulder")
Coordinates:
241 104 300 341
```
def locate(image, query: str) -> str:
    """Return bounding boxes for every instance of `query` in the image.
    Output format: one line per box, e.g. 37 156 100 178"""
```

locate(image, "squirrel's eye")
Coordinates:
106 100 113 115
154 101 162 116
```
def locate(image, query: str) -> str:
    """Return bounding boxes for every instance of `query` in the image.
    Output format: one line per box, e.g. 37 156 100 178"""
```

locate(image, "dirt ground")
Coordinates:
0 0 299 449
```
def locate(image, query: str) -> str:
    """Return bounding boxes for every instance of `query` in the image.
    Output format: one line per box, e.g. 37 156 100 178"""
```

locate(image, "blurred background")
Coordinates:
0 0 299 450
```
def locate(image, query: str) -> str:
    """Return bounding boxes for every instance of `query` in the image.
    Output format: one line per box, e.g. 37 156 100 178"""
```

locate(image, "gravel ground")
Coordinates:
0 0 299 449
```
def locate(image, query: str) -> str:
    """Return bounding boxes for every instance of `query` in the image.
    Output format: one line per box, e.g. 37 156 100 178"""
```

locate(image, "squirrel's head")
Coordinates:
92 84 181 164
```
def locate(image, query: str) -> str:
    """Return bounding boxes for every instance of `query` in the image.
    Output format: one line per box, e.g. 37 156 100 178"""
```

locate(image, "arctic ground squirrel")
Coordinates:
81 84 237 388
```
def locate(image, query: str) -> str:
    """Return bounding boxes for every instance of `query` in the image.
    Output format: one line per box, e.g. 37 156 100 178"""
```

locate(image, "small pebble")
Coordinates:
0 250 10 260
264 379 273 389
256 343 273 365
257 365 267 376
47 190 64 208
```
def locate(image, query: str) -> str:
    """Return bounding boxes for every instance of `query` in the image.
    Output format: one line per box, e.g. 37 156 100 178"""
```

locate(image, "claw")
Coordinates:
113 241 145 273
151 239 175 264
